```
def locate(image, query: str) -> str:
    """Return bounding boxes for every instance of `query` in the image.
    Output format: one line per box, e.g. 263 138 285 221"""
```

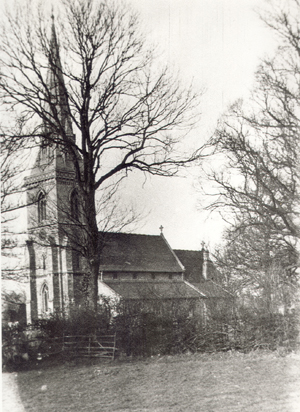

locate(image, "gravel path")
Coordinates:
2 373 26 412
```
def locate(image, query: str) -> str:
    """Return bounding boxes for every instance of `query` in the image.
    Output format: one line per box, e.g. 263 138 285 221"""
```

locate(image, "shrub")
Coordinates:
231 309 299 351
2 323 29 370
31 306 111 338
112 300 204 356
3 298 298 369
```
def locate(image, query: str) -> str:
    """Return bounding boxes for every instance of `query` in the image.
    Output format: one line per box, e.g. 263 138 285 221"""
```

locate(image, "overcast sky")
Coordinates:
116 0 278 251
2 0 278 253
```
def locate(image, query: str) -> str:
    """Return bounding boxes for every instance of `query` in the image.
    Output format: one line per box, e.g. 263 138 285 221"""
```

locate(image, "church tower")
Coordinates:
24 17 78 320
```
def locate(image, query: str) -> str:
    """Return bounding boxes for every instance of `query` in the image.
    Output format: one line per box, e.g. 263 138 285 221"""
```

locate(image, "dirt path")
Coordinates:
2 373 25 412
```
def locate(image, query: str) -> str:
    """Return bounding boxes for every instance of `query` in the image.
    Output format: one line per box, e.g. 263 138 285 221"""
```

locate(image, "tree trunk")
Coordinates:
83 187 100 313
89 258 100 313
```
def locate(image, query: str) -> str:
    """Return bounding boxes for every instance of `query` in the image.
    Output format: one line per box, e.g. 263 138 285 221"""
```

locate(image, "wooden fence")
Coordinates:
31 333 117 360
63 334 117 359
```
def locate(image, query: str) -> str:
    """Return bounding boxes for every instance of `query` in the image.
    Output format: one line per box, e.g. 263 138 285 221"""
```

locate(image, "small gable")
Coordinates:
174 249 204 283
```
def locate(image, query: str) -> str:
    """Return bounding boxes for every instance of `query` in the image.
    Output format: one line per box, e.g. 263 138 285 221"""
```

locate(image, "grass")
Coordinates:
17 351 300 412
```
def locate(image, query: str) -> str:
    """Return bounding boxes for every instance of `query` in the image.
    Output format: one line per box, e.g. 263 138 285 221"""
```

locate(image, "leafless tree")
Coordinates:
0 0 203 311
213 223 297 312
1 122 34 220
205 0 300 307
1 118 37 279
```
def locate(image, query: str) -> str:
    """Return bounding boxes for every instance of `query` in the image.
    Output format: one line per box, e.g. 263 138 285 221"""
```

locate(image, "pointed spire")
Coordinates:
50 12 59 61
45 13 73 139
47 12 62 93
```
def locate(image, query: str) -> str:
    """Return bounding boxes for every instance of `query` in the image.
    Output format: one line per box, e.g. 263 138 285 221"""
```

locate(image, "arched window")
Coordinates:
40 142 48 161
42 283 49 313
72 250 80 272
70 190 79 221
42 255 46 271
38 192 47 223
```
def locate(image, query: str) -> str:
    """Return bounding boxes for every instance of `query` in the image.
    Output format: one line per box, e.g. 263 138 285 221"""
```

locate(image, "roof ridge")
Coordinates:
105 279 184 283
183 280 207 298
160 233 185 272
174 248 202 253
99 231 161 238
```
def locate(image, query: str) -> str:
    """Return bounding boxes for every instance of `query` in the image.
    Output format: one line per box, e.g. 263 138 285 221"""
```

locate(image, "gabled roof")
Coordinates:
99 232 184 273
174 250 230 298
174 249 220 283
104 280 205 300
174 249 204 282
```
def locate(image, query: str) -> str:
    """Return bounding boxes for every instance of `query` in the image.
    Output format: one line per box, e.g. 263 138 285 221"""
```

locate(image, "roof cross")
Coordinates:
159 225 164 234
51 5 55 23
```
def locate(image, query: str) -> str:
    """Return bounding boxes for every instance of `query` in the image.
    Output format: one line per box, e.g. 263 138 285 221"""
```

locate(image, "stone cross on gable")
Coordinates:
159 225 164 234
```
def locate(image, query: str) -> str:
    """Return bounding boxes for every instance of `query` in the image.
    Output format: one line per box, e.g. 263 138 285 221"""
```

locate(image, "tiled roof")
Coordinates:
99 232 183 273
174 249 204 283
104 280 205 300
193 281 231 298
174 250 230 298
174 249 221 283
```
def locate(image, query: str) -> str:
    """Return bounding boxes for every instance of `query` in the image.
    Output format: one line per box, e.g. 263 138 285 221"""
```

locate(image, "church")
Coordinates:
3 18 229 325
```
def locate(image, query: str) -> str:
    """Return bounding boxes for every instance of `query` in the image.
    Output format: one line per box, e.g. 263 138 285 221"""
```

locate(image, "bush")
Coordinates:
112 300 204 357
2 304 113 370
231 309 299 351
31 307 111 338
3 299 298 369
2 323 29 370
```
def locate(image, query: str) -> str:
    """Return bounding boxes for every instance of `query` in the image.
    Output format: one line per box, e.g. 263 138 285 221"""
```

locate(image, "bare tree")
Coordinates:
1 122 34 220
205 0 300 306
214 223 297 311
0 0 203 311
1 119 37 282
209 98 298 239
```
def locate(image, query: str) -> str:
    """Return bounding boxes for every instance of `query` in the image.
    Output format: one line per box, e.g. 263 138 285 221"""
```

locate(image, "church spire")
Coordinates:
45 13 73 138
47 13 63 96
49 12 60 68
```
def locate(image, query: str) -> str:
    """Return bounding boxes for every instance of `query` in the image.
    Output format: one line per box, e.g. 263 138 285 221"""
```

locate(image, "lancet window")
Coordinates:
38 192 47 223
42 283 49 313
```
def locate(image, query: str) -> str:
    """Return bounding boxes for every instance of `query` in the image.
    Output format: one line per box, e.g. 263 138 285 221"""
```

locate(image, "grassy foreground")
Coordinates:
17 351 300 412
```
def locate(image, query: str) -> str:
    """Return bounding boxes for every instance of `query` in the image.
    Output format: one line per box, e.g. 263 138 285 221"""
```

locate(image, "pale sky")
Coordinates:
2 0 278 253
119 0 277 251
